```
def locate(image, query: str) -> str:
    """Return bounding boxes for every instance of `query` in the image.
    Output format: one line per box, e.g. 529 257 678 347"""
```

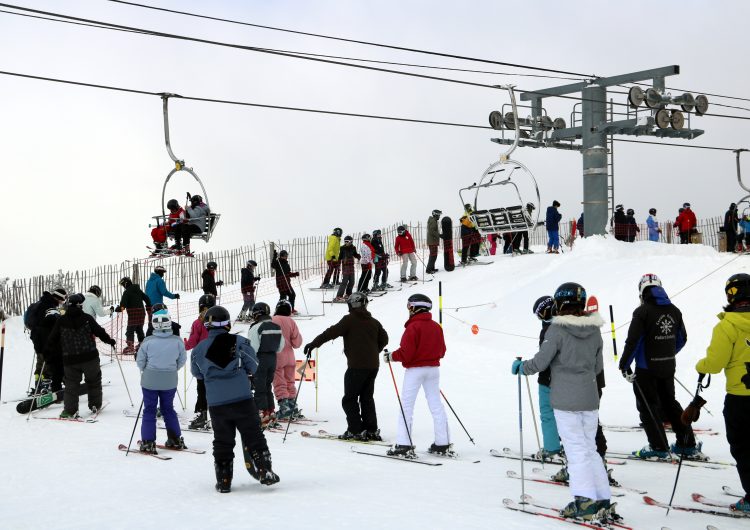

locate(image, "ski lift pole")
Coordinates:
608 305 618 361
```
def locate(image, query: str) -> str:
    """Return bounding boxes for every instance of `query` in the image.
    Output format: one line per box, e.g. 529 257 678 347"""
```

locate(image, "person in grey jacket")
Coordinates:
246 302 285 429
82 285 113 319
136 313 187 454
512 282 613 522
426 209 442 274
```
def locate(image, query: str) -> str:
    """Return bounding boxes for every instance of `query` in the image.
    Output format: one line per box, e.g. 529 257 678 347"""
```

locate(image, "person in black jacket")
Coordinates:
28 288 67 390
271 250 298 312
531 296 560 460
303 293 388 441
334 236 361 302
371 229 391 291
619 274 698 459
725 203 739 253
625 209 640 243
47 293 116 417
202 261 224 297
36 307 63 392
613 204 627 241
247 302 284 429
238 260 260 321
116 277 151 355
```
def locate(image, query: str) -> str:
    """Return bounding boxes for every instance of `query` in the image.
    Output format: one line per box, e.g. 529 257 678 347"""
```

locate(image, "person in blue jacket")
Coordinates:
546 200 562 253
191 305 280 493
145 265 180 306
646 208 661 242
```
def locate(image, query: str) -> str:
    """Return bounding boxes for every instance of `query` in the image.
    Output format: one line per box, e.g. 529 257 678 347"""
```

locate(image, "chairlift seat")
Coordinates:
472 205 532 234
151 212 221 243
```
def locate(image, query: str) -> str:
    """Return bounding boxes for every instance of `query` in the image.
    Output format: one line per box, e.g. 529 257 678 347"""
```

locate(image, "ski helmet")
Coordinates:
407 293 433 313
725 273 750 305
397 225 406 234
247 259 258 268
88 285 102 298
251 302 271 319
344 235 353 243
552 200 560 208
553 282 586 312
67 293 85 306
50 288 67 302
152 303 168 315
532 295 554 321
204 306 231 328
151 313 172 332
198 294 216 311
119 277 132 288
730 203 737 210
638 273 662 296
362 233 371 241
615 204 624 212
526 202 536 211
279 250 289 258
683 202 691 208
372 229 382 237
431 209 442 218
627 208 634 216
347 292 369 310
167 199 180 210
275 299 292 316
333 227 343 237
190 195 203 205
649 208 657 215
154 265 167 274
207 261 218 270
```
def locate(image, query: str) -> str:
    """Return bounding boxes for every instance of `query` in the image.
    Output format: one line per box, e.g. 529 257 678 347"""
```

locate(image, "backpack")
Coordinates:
24 301 42 331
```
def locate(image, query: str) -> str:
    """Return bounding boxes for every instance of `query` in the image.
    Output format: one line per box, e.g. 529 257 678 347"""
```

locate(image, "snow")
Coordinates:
1 238 748 529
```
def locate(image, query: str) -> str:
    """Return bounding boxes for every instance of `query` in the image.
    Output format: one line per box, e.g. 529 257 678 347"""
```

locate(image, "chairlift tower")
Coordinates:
489 65 708 236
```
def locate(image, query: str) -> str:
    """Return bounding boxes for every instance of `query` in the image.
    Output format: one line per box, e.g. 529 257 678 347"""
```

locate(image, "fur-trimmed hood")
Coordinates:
551 312 604 338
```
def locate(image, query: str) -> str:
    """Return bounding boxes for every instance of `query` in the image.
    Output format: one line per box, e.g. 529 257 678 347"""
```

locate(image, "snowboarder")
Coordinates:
271 249 299 312
357 233 375 293
646 209 661 242
512 282 613 521
321 227 342 288
26 288 67 389
186 294 215 430
334 236 360 302
724 203 739 252
136 312 187 454
191 305 279 492
625 208 640 242
247 302 285 429
619 273 698 460
82 285 113 319
145 265 179 307
531 295 561 460
238 260 260 321
201 261 224 298
426 209 442 273
613 204 627 241
46 293 116 418
272 300 304 420
116 277 151 355
545 200 562 253
303 292 388 440
371 229 391 291
395 225 418 281
383 293 451 457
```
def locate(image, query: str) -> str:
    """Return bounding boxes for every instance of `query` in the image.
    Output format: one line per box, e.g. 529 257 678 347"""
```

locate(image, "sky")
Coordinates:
1 0 749 278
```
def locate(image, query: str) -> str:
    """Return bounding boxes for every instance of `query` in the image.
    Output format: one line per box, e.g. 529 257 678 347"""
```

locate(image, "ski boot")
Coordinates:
670 441 707 460
551 466 569 483
338 430 367 441
364 429 383 442
383 282 393 289
400 277 408 283
245 448 280 485
59 409 79 419
214 459 233 493
332 296 347 303
731 497 750 513
428 443 456 457
560 496 600 520
387 444 416 459
139 440 157 454
189 410 210 430
533 448 562 462
122 341 136 355
165 434 187 450
291 400 305 420
632 444 670 460
276 399 294 421
408 275 418 281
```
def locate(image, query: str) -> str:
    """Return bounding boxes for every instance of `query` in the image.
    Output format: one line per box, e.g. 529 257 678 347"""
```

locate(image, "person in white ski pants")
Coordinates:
554 409 610 501
396 367 449 446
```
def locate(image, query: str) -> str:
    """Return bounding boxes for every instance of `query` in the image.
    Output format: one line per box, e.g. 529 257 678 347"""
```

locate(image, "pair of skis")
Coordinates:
644 493 749 519
33 401 109 423
491 447 626 466
117 442 205 460
503 495 630 529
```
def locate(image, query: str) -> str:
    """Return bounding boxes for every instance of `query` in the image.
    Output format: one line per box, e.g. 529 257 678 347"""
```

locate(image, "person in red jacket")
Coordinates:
185 294 214 430
383 293 452 458
676 203 697 244
394 225 418 282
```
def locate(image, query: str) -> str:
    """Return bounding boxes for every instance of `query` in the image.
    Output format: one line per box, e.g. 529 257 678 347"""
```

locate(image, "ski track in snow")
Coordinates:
0 236 747 529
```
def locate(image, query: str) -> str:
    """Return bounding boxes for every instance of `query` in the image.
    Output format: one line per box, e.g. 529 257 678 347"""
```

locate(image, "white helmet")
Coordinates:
638 273 662 296
151 314 172 332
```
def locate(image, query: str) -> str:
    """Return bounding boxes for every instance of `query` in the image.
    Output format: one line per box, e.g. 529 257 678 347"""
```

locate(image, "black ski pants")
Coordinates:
373 262 389 285
194 378 207 413
48 358 64 392
323 260 340 285
357 265 372 292
63 358 102 413
342 368 379 433
725 393 750 499
253 353 277 411
633 369 695 451
209 398 268 462
426 244 439 272
727 229 737 252
336 274 355 298
174 223 202 247
278 288 296 311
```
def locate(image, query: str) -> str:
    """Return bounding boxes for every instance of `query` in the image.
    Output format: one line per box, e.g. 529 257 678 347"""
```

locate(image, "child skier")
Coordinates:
395 225 418 281
116 277 151 355
191 305 280 492
247 302 285 429
201 261 224 297
271 249 299 312
384 293 451 457
321 227 342 289
371 229 391 291
238 260 260 321
272 300 304 420
334 236 360 302
186 294 215 430
136 312 187 454
532 295 562 460
357 233 375 293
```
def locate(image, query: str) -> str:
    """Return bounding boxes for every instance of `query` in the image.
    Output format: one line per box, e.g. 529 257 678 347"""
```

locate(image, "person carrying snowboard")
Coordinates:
303 293 388 440
186 294 215 430
371 229 391 291
116 277 151 355
202 261 224 298
191 305 280 492
26 288 67 391
271 249 299 312
272 300 304 420
383 293 451 457
426 209 442 274
38 307 63 394
238 260 260 321
724 203 739 252
334 236 360 302
247 302 285 429
321 227 342 289
395 225 418 282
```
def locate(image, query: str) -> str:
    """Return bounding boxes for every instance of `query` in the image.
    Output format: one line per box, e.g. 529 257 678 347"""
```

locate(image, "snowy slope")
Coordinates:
1 238 748 530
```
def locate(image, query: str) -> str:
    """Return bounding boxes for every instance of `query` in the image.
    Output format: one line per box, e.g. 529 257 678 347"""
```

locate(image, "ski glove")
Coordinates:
681 394 707 426
621 369 636 383
215 281 224 287
174 293 180 299
303 344 314 357
511 359 524 375
383 351 392 363
114 306 123 313
107 338 117 347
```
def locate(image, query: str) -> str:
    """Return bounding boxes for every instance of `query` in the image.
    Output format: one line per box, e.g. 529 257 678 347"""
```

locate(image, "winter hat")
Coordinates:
51 288 67 302
154 265 167 275
627 208 634 216
67 293 85 306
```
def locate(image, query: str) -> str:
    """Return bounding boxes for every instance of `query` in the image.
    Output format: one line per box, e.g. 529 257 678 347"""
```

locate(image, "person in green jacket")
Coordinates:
426 209 442 274
321 227 342 289
689 273 750 513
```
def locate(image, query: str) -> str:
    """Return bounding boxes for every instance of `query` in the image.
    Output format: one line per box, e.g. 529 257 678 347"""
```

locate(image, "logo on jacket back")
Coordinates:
655 315 675 339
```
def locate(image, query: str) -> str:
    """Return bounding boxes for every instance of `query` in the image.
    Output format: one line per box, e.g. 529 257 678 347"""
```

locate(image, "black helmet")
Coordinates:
397 225 406 234
553 282 586 312
247 259 257 267
725 273 750 305
167 199 180 210
649 208 657 215
154 265 166 274
88 285 102 298
730 203 737 210
191 195 203 204
407 293 432 313
347 292 369 309
198 294 216 311
615 204 624 211
526 202 536 211
362 233 371 241
207 261 218 270
119 277 132 288
627 208 634 216
67 293 85 306
152 302 169 314
204 305 231 328
431 209 442 218
279 250 289 258
251 302 271 319
683 202 691 208
344 235 353 243
333 227 343 236
275 299 292 316
552 200 561 208
532 295 554 321
372 229 382 237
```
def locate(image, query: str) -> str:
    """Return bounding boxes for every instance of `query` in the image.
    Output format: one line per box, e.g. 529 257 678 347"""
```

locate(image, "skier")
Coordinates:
82 285 113 319
26 288 67 390
545 200 562 253
625 209 640 243
321 227 342 289
426 209 442 274
145 303 182 337
161 198 186 252
334 235 360 302
531 295 561 460
238 260 260 321
271 249 299 312
37 307 63 393
512 203 536 253
646 208 661 243
612 204 627 241
676 202 697 244
116 277 151 355
357 233 375 293
46 293 116 418
136 312 187 454
303 292 388 440
247 302 285 429
145 265 180 307
174 194 211 255
619 274 699 460
740 213 750 252
191 305 280 492
371 229 391 291
186 294 215 430
724 203 739 252
685 273 750 513
383 293 451 457
395 225 418 281
272 300 304 420
459 212 480 264
201 261 224 298
512 282 613 521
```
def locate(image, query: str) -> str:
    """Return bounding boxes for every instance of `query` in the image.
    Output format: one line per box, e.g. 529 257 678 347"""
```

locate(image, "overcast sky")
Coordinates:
1 0 748 278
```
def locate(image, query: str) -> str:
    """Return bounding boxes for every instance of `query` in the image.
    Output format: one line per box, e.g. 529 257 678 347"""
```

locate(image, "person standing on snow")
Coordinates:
202 261 224 298
303 292 388 440
27 288 67 389
247 302 285 429
238 260 260 321
395 225 418 282
271 249 299 312
646 209 661 242
426 209 442 274
145 265 179 307
186 294 215 430
612 204 627 241
676 202 697 244
82 285 113 319
724 203 739 253
531 295 562 460
545 200 562 253
625 209 640 243
272 300 304 421
321 227 342 289
334 236 360 302
116 277 151 355
357 233 376 293
371 229 391 291
384 293 452 458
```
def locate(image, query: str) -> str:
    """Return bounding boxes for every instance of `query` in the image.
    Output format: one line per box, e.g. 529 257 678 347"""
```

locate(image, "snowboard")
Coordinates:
16 383 90 414
441 216 455 272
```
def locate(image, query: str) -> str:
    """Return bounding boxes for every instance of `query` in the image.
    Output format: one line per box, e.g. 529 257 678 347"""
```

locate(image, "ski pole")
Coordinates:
297 275 309 316
26 349 35 395
674 375 713 416
386 349 414 448
0 320 6 401
438 281 443 327
283 356 309 444
26 361 46 422
115 346 134 407
516 356 526 507
524 375 543 466
315 348 319 413
608 305 618 361
439 389 475 445
125 399 144 456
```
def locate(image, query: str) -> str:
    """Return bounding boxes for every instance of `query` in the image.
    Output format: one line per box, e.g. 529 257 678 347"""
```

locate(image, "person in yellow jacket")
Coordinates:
320 227 342 289
692 273 750 513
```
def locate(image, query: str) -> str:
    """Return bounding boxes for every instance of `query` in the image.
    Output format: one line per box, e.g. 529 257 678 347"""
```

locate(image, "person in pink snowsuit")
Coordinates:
272 300 304 420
